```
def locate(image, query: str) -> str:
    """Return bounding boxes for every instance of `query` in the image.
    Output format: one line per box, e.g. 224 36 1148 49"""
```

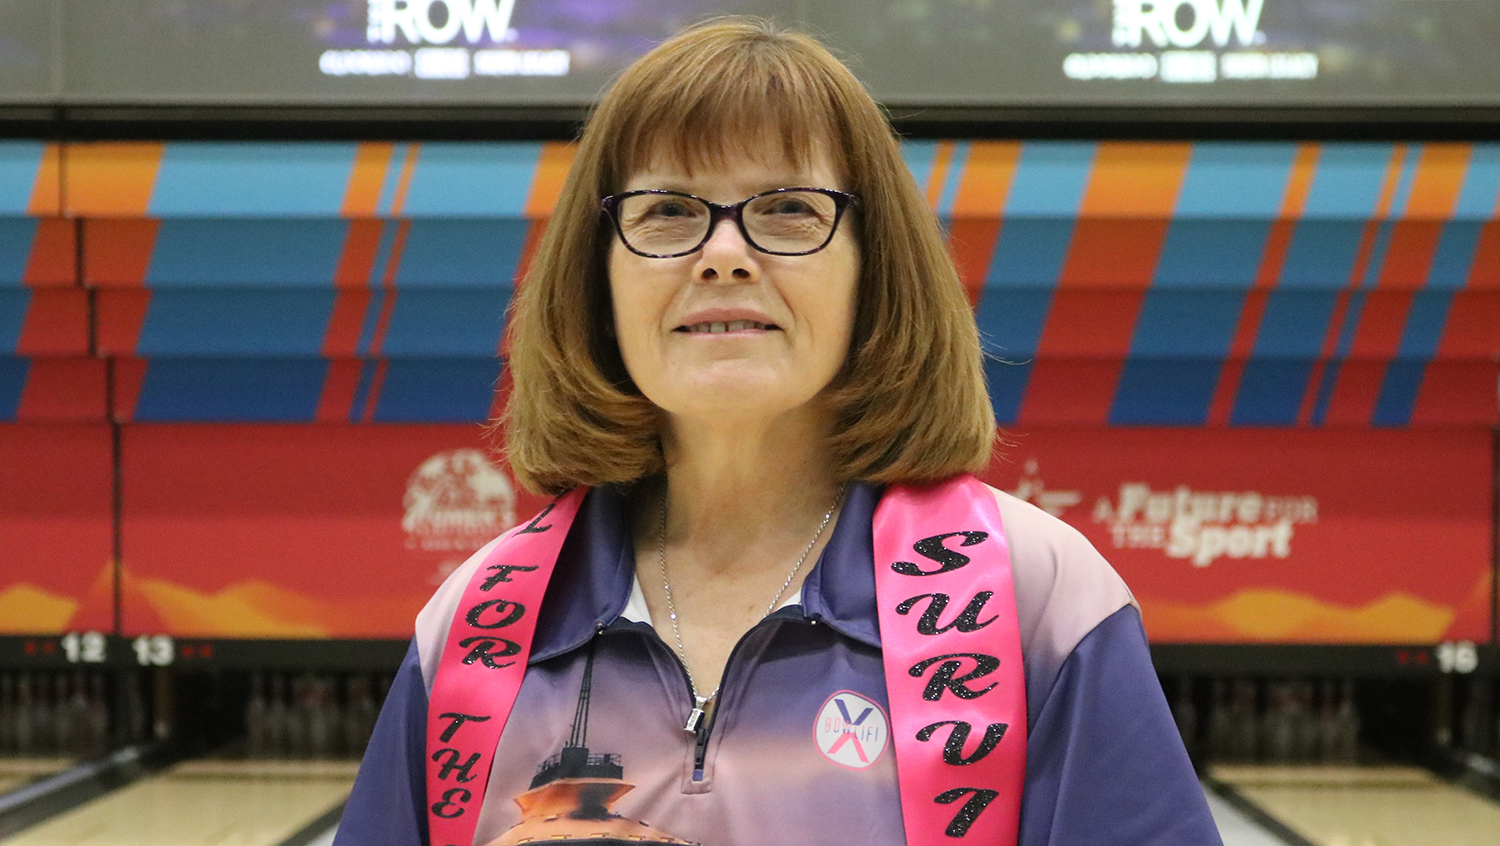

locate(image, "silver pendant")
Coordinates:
683 694 711 732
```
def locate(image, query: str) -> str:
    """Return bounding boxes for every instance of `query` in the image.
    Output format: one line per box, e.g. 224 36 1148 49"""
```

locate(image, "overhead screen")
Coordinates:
6 0 1500 108
0 1 58 102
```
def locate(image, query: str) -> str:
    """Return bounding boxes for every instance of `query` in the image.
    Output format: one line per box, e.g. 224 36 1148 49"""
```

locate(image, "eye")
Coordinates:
764 197 816 215
640 197 701 219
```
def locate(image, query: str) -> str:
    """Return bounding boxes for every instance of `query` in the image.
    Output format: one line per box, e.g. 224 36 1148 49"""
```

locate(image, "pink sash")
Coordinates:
872 475 1027 843
426 477 1025 846
423 487 586 846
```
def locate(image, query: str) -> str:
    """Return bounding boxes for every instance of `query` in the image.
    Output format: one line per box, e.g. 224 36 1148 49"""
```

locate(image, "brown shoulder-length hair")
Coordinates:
502 17 995 495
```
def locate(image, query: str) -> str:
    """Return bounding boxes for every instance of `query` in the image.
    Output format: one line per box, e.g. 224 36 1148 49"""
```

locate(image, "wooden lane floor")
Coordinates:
2 759 357 846
1213 764 1500 846
0 760 72 797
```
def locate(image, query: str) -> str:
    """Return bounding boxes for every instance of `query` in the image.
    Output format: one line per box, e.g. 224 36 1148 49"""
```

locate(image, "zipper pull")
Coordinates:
683 694 711 733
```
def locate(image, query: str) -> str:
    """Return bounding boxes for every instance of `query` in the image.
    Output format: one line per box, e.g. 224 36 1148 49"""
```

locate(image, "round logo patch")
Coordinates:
814 691 890 769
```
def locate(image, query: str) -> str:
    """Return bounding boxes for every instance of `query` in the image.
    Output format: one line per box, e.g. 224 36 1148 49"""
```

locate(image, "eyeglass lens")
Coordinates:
614 190 841 256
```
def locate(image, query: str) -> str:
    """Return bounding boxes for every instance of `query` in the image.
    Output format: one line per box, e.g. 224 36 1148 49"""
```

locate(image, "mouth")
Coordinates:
676 320 779 334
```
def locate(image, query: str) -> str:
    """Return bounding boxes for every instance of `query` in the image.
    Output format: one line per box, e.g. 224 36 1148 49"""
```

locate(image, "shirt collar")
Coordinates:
528 482 883 664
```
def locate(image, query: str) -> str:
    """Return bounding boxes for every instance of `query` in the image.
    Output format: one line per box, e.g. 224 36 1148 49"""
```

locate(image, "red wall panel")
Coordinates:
0 423 114 634
981 428 1492 644
120 423 551 638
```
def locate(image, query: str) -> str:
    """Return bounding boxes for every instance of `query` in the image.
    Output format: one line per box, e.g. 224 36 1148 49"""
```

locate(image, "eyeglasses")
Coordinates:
601 187 857 259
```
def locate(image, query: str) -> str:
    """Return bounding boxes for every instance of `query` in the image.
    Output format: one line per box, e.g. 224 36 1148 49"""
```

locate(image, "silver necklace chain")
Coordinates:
657 484 845 731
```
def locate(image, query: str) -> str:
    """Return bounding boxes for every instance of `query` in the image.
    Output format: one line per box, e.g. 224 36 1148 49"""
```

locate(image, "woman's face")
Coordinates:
607 144 859 429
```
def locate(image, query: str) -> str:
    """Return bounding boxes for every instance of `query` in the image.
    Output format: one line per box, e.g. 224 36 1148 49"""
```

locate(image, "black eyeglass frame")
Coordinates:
600 187 858 259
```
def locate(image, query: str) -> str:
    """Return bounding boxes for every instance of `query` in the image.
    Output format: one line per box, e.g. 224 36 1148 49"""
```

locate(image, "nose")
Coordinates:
694 217 759 283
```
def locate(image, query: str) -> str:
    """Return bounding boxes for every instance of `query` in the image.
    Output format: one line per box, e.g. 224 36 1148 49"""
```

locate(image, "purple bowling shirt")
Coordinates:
336 482 1223 846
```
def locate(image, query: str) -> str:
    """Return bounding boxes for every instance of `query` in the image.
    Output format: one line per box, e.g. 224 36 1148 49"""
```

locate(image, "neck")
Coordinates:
653 408 843 570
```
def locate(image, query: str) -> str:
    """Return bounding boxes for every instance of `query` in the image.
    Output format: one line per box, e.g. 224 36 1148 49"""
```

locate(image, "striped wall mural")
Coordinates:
2 139 1496 425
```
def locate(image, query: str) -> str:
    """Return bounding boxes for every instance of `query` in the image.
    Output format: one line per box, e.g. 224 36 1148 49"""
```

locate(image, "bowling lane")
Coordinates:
1205 785 1299 846
1213 764 1500 846
2 759 357 846
0 759 72 795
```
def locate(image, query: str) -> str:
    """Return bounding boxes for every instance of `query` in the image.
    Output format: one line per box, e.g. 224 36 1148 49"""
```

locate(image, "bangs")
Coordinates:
595 22 854 188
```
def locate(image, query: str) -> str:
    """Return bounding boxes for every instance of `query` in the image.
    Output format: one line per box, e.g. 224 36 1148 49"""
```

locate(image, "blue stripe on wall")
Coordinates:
1387 151 1421 218
1428 222 1485 291
1232 359 1315 425
1175 143 1296 218
1252 291 1341 356
351 359 380 420
135 358 328 421
396 219 530 286
975 288 1052 359
357 288 388 357
367 220 403 289
1279 221 1367 288
1154 220 1270 287
137 289 337 356
1454 145 1500 219
900 141 941 192
1111 359 1220 425
146 220 348 285
986 219 1074 286
1301 144 1394 219
401 143 542 217
1006 143 1094 217
0 290 29 352
936 142 968 218
374 358 502 422
150 143 357 217
1372 360 1426 427
0 143 44 215
984 358 1030 426
1129 290 1245 357
0 356 26 418
1397 290 1458 361
377 144 414 215
381 289 510 356
0 218 38 285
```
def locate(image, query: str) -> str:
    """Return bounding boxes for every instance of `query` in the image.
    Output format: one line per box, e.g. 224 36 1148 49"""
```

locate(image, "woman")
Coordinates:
336 18 1222 846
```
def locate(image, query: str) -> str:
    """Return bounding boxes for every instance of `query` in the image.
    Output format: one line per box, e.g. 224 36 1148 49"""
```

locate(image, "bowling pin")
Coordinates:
0 673 15 755
86 673 109 756
344 674 378 759
246 672 269 758
1335 679 1359 763
1230 679 1259 761
1171 677 1199 761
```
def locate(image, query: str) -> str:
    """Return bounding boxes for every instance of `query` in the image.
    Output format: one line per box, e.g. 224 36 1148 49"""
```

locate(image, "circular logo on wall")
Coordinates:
403 449 518 553
814 691 889 770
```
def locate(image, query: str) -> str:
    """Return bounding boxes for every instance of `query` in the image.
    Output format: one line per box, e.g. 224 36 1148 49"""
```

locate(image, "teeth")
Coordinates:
685 320 770 333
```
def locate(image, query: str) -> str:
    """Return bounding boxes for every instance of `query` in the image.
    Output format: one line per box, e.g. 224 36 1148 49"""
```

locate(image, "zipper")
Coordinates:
637 610 801 783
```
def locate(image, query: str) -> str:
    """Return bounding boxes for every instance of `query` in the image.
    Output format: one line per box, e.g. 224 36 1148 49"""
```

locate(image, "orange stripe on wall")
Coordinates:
951 141 1020 217
387 144 421 217
64 143 165 217
947 142 1020 305
924 141 956 211
1402 143 1471 221
524 142 577 219
1077 142 1192 217
341 142 397 217
1206 143 1321 426
27 144 62 217
1299 144 1407 426
1277 143 1321 221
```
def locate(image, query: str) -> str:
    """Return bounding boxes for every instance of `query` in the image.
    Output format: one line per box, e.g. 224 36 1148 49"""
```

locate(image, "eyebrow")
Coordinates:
623 178 827 196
